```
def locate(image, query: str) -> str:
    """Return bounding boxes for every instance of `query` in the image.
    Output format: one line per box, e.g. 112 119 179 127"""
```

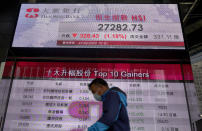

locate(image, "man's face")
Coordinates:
89 84 102 95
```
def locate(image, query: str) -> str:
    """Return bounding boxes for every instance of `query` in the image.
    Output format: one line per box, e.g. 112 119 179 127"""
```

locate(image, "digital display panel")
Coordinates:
3 62 192 131
12 4 185 49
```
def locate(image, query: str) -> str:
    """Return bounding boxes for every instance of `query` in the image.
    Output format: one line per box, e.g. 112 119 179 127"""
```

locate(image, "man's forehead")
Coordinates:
89 84 98 93
90 83 101 89
90 84 97 89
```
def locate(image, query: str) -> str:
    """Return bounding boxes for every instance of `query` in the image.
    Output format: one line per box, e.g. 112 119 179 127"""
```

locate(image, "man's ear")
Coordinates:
100 85 105 89
102 85 108 89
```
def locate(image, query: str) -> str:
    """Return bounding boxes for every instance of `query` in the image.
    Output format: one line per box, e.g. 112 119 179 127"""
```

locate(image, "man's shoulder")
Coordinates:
104 90 120 100
110 87 127 97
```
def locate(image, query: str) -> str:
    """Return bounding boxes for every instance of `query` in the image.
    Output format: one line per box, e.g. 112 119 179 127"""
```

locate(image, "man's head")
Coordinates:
88 78 109 101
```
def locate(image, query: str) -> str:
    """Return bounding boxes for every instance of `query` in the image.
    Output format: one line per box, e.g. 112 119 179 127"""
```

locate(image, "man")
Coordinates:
88 78 130 131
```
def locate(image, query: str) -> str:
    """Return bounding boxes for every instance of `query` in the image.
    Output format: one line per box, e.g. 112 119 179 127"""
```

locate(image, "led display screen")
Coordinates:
3 62 192 131
12 4 185 49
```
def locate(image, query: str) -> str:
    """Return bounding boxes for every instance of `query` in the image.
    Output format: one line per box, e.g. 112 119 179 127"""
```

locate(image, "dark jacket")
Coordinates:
88 87 130 131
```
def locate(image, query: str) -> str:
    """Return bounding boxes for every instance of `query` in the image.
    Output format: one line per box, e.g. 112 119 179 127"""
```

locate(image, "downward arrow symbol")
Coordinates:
72 33 77 38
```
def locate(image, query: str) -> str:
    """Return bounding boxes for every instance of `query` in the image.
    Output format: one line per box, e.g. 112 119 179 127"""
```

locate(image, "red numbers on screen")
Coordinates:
80 34 99 39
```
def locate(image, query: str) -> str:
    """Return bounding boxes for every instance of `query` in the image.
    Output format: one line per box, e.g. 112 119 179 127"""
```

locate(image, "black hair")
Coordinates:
88 78 109 89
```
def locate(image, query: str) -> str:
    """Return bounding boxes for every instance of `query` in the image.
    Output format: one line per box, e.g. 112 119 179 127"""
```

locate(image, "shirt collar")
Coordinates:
101 89 110 101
